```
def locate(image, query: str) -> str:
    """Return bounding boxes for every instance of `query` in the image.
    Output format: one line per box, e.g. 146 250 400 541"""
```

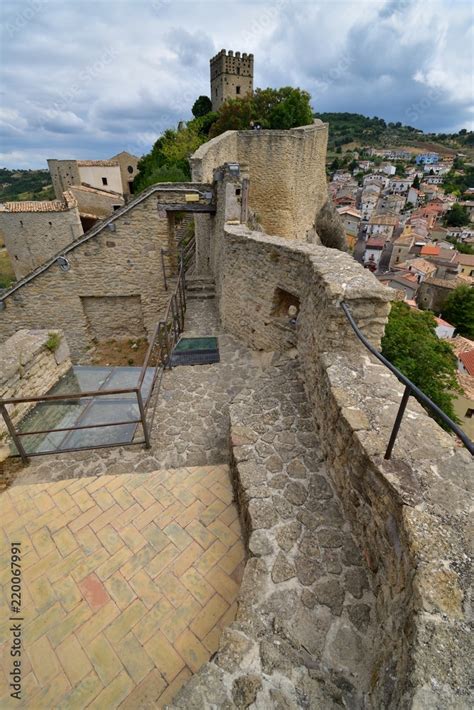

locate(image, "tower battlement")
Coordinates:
210 49 254 111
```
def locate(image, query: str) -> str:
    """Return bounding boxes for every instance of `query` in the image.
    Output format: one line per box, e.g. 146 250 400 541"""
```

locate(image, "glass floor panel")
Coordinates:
12 365 156 456
171 337 220 366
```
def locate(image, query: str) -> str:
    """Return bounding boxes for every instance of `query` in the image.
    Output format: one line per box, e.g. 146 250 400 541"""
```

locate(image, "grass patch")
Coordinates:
0 248 15 289
45 332 61 352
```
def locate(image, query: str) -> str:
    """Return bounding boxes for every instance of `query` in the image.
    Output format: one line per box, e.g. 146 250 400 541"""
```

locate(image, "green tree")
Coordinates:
412 174 420 189
209 86 314 138
192 95 212 118
444 203 471 227
441 285 474 338
381 302 461 423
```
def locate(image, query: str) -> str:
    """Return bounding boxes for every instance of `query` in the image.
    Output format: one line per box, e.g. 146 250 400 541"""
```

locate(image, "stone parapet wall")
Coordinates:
191 223 472 707
0 329 71 439
191 123 328 241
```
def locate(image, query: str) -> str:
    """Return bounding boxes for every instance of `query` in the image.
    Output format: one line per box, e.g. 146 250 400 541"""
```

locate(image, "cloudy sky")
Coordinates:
0 0 472 168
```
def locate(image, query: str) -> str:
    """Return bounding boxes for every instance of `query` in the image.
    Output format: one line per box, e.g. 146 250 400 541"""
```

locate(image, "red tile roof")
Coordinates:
420 245 440 256
459 349 474 376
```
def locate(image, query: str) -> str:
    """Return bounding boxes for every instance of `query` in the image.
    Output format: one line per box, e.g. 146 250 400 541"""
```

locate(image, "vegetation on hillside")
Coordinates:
443 163 474 196
0 168 54 202
381 302 461 424
313 112 473 155
441 286 474 339
134 87 313 193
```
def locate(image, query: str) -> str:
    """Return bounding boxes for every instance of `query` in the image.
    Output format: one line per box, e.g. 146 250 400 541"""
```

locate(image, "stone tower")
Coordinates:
210 49 254 111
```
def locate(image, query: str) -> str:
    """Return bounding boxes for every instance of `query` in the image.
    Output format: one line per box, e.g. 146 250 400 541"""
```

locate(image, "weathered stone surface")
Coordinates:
271 552 295 583
216 629 254 673
275 521 302 552
313 579 345 616
344 567 369 600
347 604 371 633
285 481 308 506
232 674 262 708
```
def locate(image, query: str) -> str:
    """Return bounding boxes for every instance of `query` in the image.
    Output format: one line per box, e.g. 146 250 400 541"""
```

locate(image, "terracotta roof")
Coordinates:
420 245 440 256
424 276 465 289
77 160 118 167
369 214 398 225
396 258 436 274
457 254 474 266
459 349 474 376
451 335 474 356
434 316 454 328
0 193 77 212
366 238 386 249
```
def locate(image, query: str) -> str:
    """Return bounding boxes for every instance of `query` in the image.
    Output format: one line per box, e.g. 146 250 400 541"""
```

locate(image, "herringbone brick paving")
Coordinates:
0 465 245 708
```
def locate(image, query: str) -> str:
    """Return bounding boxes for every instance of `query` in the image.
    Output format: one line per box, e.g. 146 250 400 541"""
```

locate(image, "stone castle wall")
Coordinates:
178 218 472 708
191 122 328 242
0 206 84 280
0 185 209 358
0 329 71 439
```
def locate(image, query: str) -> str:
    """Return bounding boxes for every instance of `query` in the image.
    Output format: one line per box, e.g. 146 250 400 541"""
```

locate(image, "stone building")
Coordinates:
47 151 139 200
0 192 84 279
210 49 254 111
0 185 212 358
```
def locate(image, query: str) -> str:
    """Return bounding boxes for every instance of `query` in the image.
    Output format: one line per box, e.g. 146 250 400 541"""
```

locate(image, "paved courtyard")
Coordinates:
0 465 244 708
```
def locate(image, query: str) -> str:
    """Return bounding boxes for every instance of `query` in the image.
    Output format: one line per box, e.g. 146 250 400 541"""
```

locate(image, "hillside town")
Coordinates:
331 148 474 434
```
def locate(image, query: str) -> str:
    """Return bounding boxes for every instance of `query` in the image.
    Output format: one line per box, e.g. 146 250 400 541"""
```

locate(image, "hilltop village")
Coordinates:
0 49 472 710
330 147 474 433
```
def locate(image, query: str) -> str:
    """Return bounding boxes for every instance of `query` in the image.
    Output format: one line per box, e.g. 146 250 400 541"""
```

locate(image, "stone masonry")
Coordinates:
0 193 83 280
0 330 71 439
0 184 212 358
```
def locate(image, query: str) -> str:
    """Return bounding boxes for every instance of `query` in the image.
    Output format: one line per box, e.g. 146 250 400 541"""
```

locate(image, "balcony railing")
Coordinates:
341 301 474 459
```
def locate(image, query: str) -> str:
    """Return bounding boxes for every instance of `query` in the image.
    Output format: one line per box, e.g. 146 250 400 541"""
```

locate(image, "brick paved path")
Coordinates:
0 465 244 708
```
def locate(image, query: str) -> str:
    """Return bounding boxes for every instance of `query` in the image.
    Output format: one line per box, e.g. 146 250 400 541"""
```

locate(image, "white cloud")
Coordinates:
0 0 471 168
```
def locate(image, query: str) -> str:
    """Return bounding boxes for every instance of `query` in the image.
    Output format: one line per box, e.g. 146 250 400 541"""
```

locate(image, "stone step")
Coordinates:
186 290 215 300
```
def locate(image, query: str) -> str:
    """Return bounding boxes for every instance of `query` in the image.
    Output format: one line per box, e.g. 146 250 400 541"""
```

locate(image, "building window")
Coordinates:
102 177 108 186
127 165 134 173
237 67 240 75
466 408 474 418
236 86 241 94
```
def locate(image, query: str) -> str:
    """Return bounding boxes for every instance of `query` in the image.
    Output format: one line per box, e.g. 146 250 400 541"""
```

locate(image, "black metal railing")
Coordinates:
1 256 190 464
341 301 474 459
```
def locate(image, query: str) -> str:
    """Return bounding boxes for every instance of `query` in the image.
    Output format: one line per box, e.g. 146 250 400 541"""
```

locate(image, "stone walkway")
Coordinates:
172 356 376 708
0 465 244 708
3 298 268 486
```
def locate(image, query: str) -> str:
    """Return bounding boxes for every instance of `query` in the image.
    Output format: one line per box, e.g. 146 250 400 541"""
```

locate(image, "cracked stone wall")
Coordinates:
196 222 472 708
0 329 71 438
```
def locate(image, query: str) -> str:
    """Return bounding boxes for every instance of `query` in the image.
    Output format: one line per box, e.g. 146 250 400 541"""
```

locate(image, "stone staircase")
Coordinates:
185 276 216 300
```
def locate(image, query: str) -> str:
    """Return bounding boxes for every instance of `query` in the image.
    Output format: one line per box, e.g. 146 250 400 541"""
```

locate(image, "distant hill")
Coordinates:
314 112 474 157
0 168 54 202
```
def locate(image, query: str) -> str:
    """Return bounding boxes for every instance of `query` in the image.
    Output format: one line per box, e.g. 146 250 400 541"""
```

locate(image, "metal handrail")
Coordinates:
341 301 474 458
1 250 191 464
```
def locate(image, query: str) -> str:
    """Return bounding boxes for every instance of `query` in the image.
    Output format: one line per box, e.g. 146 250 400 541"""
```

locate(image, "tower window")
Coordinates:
102 177 108 186
237 67 240 74
236 86 241 94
